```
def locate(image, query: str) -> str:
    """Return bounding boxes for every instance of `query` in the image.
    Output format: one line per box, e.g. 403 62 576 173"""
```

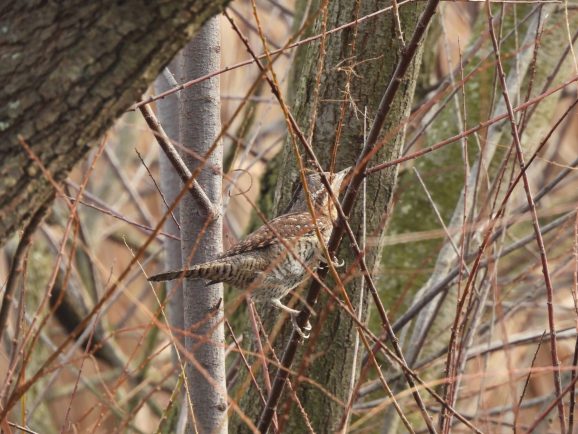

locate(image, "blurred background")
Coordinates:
1 0 578 432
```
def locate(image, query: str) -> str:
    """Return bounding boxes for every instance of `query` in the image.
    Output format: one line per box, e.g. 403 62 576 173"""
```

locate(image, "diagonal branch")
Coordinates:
225 7 436 432
139 104 219 220
255 0 443 430
0 196 53 340
366 74 578 175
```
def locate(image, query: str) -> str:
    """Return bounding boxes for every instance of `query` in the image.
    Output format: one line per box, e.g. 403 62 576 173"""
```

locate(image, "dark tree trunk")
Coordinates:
232 0 426 431
0 0 230 246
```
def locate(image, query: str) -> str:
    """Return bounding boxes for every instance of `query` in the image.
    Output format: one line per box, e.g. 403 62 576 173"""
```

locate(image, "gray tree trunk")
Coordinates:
0 0 230 247
179 18 228 434
155 60 185 351
232 0 426 431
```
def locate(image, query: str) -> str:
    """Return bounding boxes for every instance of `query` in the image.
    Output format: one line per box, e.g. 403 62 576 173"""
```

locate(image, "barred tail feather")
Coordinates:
148 261 227 283
148 268 201 282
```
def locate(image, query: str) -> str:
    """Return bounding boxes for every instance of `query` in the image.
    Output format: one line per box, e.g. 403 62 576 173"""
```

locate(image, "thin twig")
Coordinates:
366 74 578 175
486 1 566 430
339 110 369 433
104 147 155 227
246 301 278 431
569 211 578 434
391 0 406 46
7 421 39 434
516 332 546 430
135 149 180 231
138 104 219 220
0 196 53 341
569 333 578 434
252 312 313 433
229 5 284 51
413 167 470 271
225 320 268 408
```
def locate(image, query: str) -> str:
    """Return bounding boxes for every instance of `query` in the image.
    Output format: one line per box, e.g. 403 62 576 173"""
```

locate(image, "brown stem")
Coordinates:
486 2 566 430
139 104 219 220
0 196 53 340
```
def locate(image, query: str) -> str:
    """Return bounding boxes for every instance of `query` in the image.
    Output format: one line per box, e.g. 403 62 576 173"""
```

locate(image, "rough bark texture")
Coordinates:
0 0 230 247
179 19 228 434
231 0 425 431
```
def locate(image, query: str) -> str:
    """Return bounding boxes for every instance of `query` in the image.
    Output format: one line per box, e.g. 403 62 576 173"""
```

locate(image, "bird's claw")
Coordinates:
332 257 345 268
291 314 311 339
321 256 344 268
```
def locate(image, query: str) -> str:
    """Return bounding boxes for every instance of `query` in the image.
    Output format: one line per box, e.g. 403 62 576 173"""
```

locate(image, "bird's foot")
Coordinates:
291 313 312 339
321 255 344 268
332 256 345 268
270 298 312 339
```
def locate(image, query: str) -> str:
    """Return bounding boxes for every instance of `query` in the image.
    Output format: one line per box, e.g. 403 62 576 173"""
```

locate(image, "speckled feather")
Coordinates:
220 212 333 258
148 167 350 309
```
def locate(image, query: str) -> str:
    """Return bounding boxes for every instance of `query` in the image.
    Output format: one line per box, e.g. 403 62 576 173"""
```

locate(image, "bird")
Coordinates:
149 167 351 337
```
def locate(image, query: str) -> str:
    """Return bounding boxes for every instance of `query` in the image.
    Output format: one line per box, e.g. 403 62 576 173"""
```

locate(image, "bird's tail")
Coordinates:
148 268 198 282
148 260 231 282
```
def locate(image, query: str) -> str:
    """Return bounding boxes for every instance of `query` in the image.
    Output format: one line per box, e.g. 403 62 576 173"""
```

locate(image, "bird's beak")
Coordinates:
334 166 353 192
338 166 353 177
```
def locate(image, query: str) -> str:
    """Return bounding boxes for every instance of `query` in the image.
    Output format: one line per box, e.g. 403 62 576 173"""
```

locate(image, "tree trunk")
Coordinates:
232 0 426 431
0 0 230 247
179 18 228 434
155 60 185 353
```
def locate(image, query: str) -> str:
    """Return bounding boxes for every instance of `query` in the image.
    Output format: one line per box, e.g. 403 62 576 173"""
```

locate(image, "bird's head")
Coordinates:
286 167 352 218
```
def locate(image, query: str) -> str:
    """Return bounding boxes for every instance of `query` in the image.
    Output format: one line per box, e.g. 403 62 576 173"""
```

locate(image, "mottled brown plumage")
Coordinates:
149 167 351 336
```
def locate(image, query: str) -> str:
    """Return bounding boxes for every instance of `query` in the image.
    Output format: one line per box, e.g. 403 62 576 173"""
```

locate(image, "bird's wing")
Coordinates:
220 212 329 258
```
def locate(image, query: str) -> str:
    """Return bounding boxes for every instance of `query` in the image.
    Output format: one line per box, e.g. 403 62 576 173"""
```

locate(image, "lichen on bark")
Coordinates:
0 0 231 246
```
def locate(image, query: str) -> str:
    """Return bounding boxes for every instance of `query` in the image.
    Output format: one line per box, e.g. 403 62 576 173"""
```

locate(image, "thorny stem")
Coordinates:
224 11 413 430
391 100 578 335
246 9 401 431
132 0 416 111
486 1 566 431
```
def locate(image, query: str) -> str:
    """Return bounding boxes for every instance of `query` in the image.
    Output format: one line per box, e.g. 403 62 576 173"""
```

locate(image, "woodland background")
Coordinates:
1 0 578 433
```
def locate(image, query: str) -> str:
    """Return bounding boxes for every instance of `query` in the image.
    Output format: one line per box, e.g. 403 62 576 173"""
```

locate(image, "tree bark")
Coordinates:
155 60 185 353
0 0 230 247
179 18 228 434
231 0 426 431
